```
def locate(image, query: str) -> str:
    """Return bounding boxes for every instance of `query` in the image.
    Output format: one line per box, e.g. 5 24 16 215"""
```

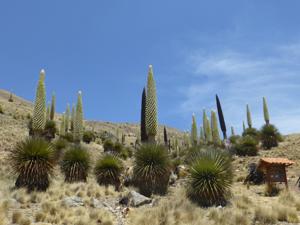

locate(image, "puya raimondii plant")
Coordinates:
145 65 158 143
32 69 47 136
10 137 55 192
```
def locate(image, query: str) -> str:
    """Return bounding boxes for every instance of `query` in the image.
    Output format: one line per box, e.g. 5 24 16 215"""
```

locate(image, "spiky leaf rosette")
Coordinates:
263 97 270 125
73 91 84 143
133 144 171 197
9 138 55 192
145 65 158 142
32 70 47 134
60 113 66 137
187 148 233 207
216 95 227 139
246 104 252 128
191 114 198 146
211 111 221 146
235 135 258 156
140 87 148 142
260 124 281 150
50 93 56 121
95 154 123 190
65 104 70 132
61 146 90 183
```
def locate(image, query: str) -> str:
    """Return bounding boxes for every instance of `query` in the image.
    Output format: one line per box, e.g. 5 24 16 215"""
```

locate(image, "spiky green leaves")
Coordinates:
133 144 170 197
10 137 55 192
191 114 198 146
145 65 158 142
32 69 47 134
187 148 233 207
61 146 90 182
94 154 123 190
50 93 56 121
260 124 281 150
211 111 221 146
263 97 270 125
73 91 84 143
246 104 252 128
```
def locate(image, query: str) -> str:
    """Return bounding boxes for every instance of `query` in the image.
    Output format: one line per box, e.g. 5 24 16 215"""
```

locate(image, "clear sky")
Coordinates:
1 0 300 134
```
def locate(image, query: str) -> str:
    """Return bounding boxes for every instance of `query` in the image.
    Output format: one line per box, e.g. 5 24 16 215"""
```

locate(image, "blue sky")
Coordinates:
1 0 300 134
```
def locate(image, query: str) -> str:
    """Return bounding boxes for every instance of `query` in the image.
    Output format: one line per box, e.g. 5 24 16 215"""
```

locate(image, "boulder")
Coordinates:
63 196 84 207
128 191 151 207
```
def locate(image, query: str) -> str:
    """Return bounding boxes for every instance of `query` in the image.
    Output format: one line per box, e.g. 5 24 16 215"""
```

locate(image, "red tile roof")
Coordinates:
260 157 294 166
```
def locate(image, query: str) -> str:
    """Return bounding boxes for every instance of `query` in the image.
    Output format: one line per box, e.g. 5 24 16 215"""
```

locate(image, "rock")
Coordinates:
169 172 178 185
63 196 84 207
177 165 189 178
91 198 103 208
119 196 129 205
128 191 152 207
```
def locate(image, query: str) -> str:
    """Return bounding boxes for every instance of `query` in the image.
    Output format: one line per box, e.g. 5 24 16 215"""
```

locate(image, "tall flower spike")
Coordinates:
140 87 148 142
50 92 56 121
60 113 66 137
191 113 198 146
205 117 213 144
211 110 221 146
263 97 270 125
216 95 227 139
231 126 235 136
65 104 70 132
246 104 252 128
145 65 158 143
32 69 47 134
203 109 207 141
73 91 84 143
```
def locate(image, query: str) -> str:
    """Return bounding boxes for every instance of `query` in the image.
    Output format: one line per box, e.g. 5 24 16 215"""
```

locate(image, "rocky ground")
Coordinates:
1 89 300 225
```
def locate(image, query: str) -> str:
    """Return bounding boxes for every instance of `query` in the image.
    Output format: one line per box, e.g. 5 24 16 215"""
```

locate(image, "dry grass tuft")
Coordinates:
254 206 277 224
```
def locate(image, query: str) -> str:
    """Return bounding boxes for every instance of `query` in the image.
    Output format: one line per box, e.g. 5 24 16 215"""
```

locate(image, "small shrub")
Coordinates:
9 138 55 192
103 140 114 152
133 144 171 197
53 138 68 161
82 131 95 144
229 135 241 145
61 146 90 183
234 135 258 156
63 132 74 142
114 142 123 153
94 154 123 190
260 124 282 150
187 148 233 207
43 120 57 141
8 93 14 102
0 105 3 114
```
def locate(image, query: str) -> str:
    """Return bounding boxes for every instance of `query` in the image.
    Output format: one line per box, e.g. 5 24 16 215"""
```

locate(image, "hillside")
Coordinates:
1 89 300 225
0 89 184 150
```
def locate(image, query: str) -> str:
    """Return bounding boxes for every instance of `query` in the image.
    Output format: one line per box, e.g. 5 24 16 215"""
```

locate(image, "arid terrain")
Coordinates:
1 89 300 225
